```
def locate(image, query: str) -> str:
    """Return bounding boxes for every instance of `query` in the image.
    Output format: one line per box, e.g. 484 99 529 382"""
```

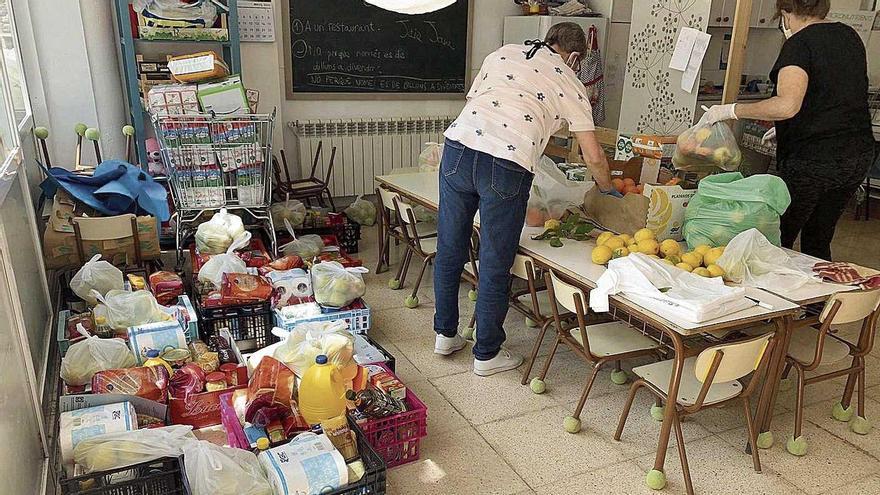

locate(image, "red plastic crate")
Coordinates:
356 389 428 468
190 237 271 275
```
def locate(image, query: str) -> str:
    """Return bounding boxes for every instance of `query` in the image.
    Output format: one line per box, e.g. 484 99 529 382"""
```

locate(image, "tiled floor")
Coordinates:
356 216 880 495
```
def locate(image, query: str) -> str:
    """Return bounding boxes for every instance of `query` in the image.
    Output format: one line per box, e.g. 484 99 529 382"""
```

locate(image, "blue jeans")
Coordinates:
433 139 533 360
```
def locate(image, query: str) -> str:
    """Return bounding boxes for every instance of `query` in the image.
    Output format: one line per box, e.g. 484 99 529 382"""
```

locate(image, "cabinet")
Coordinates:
709 0 735 27
750 0 777 28
709 0 777 28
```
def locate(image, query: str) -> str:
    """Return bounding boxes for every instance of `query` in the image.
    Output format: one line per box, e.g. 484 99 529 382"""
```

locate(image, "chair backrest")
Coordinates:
510 254 537 282
72 214 138 241
306 141 323 180
548 270 587 315
820 289 880 325
377 187 401 212
694 333 773 384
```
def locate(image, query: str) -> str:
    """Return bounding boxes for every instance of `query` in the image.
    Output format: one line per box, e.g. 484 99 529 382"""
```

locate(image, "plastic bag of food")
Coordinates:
245 356 298 426
311 261 368 309
272 321 355 378
716 228 815 292
673 121 742 171
73 424 195 473
279 219 325 259
418 142 443 172
198 234 251 289
683 172 791 248
195 208 248 254
70 255 124 306
92 366 170 403
271 200 306 230
61 324 138 386
343 195 376 226
183 440 271 495
93 289 173 331
526 185 568 226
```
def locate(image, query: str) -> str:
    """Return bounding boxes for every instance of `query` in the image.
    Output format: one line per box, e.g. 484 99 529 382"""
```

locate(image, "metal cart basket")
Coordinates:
152 110 276 265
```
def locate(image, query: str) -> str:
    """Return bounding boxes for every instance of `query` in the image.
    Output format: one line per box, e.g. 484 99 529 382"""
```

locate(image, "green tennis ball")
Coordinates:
650 405 665 422
387 279 400 290
610 370 628 385
85 127 101 141
645 469 667 490
525 317 538 328
786 435 808 456
461 326 475 341
530 377 546 394
756 431 774 449
34 126 49 139
122 125 135 136
404 295 419 309
563 415 581 434
468 289 478 302
831 402 854 422
851 416 872 435
74 123 87 136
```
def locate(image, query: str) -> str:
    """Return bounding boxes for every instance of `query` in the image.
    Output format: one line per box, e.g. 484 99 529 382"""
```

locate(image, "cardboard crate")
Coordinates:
582 182 697 241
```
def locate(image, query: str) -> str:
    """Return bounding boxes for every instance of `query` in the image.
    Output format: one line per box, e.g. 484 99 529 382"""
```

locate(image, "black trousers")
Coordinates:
779 149 873 261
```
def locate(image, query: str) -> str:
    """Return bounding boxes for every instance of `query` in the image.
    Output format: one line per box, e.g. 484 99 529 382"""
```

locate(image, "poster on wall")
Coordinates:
827 9 878 46
618 0 711 135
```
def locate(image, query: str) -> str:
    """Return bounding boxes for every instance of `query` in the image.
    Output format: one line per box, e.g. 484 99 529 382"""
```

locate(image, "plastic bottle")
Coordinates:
298 354 348 425
345 388 406 418
143 349 173 376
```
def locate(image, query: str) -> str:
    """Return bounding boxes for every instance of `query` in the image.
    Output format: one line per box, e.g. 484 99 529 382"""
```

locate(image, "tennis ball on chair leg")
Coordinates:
645 469 667 490
563 416 581 434
468 289 478 301
611 370 628 385
786 435 808 456
405 295 419 308
530 377 546 394
831 402 855 422
388 279 400 289
851 416 872 435
650 405 665 422
756 431 774 449
525 317 538 328
462 326 475 340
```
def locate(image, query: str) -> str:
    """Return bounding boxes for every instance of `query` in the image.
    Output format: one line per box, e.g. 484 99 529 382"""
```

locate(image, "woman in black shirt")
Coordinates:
701 0 873 261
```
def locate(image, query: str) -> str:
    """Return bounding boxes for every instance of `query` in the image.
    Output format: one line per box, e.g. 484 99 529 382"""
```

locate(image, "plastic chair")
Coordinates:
72 214 149 271
391 197 437 308
781 289 880 456
534 270 662 434
375 186 437 274
614 333 776 495
277 144 338 211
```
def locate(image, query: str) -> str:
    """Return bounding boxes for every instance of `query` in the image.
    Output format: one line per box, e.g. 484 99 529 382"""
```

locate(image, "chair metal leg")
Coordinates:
858 360 866 419
614 379 645 441
536 338 561 381
399 249 413 287
840 357 859 410
325 189 336 212
410 257 430 299
392 249 411 288
521 319 554 385
376 217 387 274
572 365 602 419
794 366 806 439
673 412 694 495
742 397 762 473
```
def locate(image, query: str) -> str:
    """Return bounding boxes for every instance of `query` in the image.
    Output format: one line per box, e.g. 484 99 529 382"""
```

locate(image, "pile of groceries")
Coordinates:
56 208 425 495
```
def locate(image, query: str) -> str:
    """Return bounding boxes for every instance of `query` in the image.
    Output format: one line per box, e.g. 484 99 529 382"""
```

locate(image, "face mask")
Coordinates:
566 52 582 72
779 15 793 39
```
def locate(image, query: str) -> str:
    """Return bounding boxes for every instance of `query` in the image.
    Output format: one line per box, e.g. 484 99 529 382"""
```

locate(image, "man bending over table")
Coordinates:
433 22 615 376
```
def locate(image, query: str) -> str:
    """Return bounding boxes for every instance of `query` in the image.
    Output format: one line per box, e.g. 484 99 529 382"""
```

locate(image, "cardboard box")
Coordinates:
632 135 677 159
197 75 249 114
582 183 697 241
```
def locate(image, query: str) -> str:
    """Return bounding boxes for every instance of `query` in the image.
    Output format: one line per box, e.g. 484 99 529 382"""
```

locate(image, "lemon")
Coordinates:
596 232 614 246
660 258 675 265
604 236 626 250
591 245 613 265
681 252 703 268
647 254 660 259
637 239 660 256
707 264 725 278
665 254 681 265
544 219 561 230
659 239 681 257
703 247 725 267
676 262 694 272
693 267 712 277
612 247 629 259
694 244 712 255
634 228 655 243
618 233 633 245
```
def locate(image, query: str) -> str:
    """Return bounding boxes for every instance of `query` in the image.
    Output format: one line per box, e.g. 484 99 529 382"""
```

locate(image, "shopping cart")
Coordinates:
152 109 277 266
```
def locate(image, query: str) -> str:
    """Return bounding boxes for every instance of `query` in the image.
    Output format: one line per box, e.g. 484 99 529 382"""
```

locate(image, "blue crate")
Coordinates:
274 300 371 335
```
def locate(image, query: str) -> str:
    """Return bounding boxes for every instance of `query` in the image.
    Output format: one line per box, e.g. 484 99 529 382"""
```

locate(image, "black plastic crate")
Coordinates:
325 420 387 495
365 335 396 373
339 218 361 254
59 456 190 495
196 299 276 352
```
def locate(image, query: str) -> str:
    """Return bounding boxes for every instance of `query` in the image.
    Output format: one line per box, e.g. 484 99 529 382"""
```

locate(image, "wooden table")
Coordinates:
376 171 801 482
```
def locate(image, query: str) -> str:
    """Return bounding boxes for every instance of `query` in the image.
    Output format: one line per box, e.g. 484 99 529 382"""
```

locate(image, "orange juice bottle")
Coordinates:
298 355 348 425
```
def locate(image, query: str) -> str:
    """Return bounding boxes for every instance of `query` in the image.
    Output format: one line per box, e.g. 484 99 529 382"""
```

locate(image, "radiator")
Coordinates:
288 116 454 197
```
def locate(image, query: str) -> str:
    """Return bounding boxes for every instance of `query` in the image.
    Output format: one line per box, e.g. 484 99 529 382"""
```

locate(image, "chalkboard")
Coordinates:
283 0 472 98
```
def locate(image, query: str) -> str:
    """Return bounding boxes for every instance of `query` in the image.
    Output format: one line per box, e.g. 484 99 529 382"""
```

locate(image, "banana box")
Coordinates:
582 183 696 241
643 184 697 241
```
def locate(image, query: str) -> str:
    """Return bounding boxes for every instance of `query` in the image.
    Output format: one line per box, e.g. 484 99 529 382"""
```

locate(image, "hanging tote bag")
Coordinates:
579 25 606 125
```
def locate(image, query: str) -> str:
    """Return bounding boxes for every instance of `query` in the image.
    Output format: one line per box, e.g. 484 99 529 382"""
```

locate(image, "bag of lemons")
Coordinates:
682 172 791 248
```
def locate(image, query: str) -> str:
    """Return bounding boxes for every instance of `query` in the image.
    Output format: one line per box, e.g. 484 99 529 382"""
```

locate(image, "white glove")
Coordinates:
761 127 777 145
699 104 738 126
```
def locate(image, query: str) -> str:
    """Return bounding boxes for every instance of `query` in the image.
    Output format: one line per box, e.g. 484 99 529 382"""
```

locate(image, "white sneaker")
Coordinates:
473 348 523 377
434 333 467 355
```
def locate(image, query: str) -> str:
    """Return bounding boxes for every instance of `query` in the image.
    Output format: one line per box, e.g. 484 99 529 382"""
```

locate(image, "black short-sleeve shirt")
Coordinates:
770 22 873 164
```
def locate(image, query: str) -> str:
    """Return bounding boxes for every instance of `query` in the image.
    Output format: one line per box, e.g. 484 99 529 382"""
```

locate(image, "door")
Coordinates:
720 0 737 27
709 0 726 27
751 0 777 28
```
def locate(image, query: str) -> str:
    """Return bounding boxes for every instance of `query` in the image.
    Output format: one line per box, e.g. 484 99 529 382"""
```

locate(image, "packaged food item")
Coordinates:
127 273 146 291
298 355 348 425
346 388 406 419
70 254 125 306
239 248 271 269
197 351 220 373
258 255 303 276
310 261 368 309
245 357 297 427
206 372 228 392
73 425 195 474
220 273 274 302
92 366 170 403
162 348 192 367
149 271 185 306
369 371 407 400
66 312 96 342
209 333 238 365
220 363 239 386
60 402 138 464
61 325 138 386
169 363 206 399
93 316 114 338
265 419 285 444
320 414 359 462
266 268 312 308
143 349 173 375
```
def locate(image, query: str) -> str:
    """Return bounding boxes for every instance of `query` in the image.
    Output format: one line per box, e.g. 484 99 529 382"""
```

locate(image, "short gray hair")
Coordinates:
544 22 587 54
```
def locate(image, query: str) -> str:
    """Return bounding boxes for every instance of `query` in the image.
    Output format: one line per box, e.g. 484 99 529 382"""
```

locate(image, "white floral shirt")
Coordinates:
444 43 595 173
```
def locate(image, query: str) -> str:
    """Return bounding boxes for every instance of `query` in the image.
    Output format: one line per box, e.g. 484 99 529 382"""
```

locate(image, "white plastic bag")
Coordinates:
279 219 325 260
61 324 138 386
344 195 377 226
311 261 368 308
183 440 271 495
93 290 173 331
527 157 594 226
271 200 306 230
716 228 816 293
418 142 443 172
272 321 355 377
197 234 250 289
673 120 742 171
70 255 124 306
73 425 195 473
590 253 751 323
195 208 248 254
